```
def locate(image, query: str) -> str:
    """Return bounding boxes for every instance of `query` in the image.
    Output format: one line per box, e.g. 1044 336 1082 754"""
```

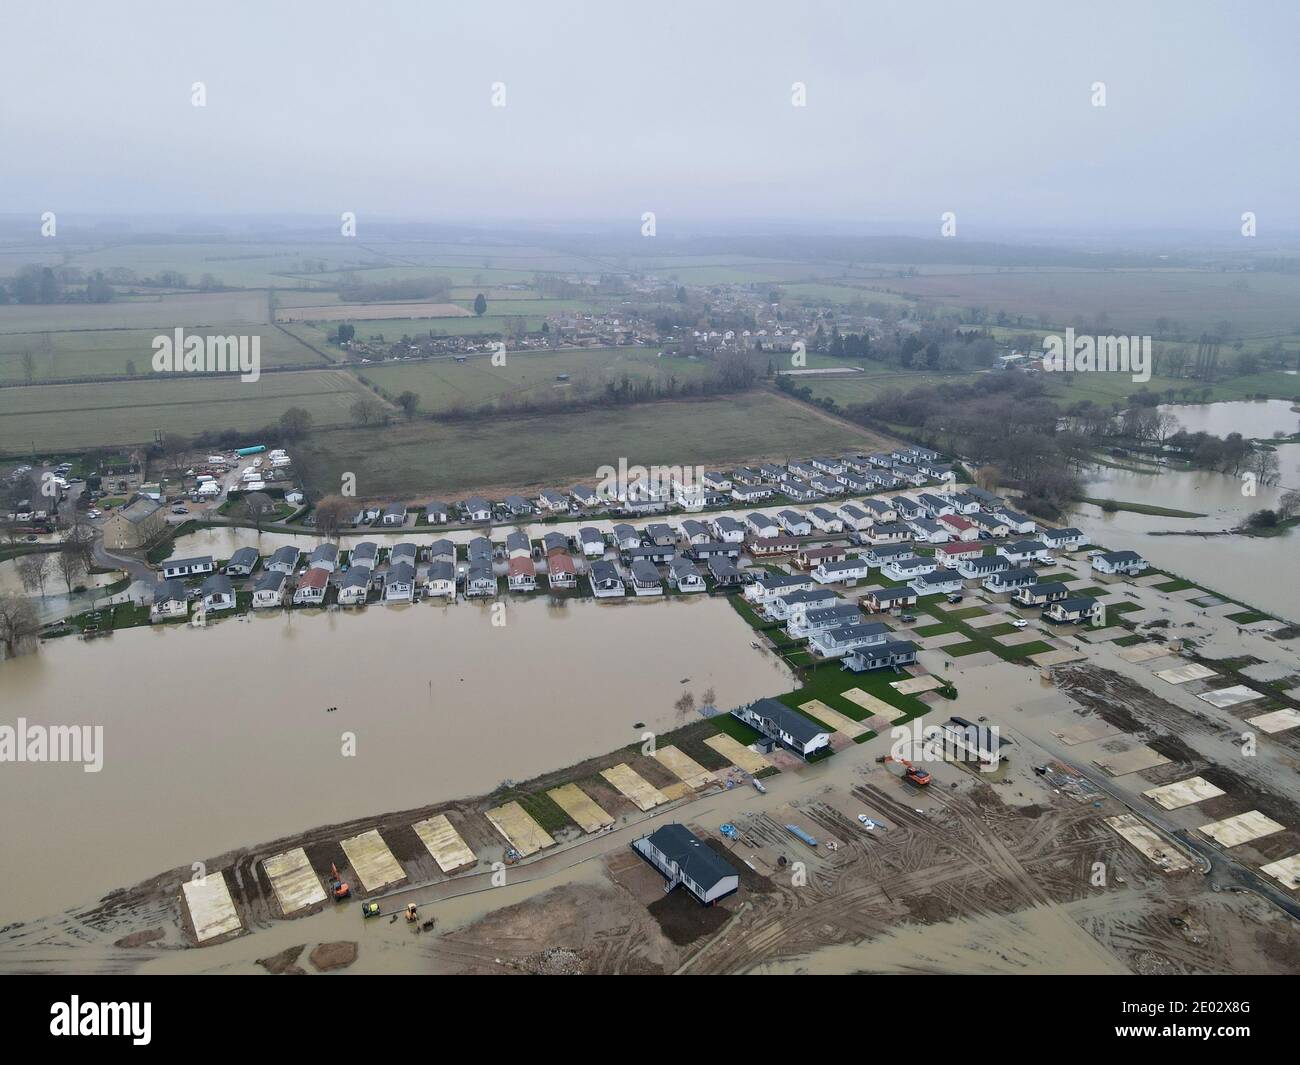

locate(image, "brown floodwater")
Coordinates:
0 595 792 923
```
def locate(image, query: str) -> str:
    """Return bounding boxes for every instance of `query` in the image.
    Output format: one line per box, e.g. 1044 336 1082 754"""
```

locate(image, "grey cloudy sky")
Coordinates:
2 0 1297 234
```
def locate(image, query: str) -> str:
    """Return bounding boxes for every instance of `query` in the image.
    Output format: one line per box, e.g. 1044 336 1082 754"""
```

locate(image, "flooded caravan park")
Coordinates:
0 594 793 924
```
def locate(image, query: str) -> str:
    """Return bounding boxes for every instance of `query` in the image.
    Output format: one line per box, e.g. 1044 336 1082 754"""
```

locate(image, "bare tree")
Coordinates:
313 495 351 539
0 593 41 658
55 541 87 594
16 552 50 597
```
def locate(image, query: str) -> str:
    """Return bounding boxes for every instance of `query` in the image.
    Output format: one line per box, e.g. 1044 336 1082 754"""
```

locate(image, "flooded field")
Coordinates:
1162 398 1300 441
0 595 792 923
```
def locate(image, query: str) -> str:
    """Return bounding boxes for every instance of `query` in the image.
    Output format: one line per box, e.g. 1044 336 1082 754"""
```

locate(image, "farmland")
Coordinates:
0 369 368 452
0 289 269 333
294 390 890 499
276 301 471 322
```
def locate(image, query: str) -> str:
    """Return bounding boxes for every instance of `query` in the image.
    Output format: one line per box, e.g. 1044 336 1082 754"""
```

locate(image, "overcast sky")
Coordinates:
2 0 1297 236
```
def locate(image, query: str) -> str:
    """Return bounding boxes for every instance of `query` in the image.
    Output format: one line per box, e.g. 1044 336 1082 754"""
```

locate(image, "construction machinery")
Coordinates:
878 755 932 787
404 903 419 923
361 902 382 919
327 863 351 901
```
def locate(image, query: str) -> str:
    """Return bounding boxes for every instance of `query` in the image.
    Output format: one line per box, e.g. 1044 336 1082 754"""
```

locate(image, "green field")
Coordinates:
0 369 368 452
294 389 890 498
0 290 269 333
0 324 328 383
358 347 732 413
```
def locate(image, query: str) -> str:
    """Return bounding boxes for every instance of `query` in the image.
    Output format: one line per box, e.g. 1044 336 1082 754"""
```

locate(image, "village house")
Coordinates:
308 543 339 572
163 554 215 580
1046 595 1104 625
467 537 494 564
844 639 919 673
745 571 815 603
787 459 818 480
681 519 711 544
380 502 407 527
462 496 492 522
702 470 732 491
1091 549 1149 576
994 508 1037 534
612 523 641 551
201 573 235 613
937 513 978 541
969 513 1011 538
631 823 739 906
984 567 1038 594
781 479 819 503
645 522 677 547
860 498 897 522
836 503 873 532
252 571 287 609
746 534 801 557
998 539 1049 565
428 538 456 564
383 561 417 602
686 540 740 561
350 541 379 570
867 521 912 544
947 491 983 515
813 557 871 585
811 456 844 475
711 516 747 543
865 586 919 613
767 587 841 621
809 475 842 497
336 567 371 606
588 559 625 598
730 482 772 504
935 541 984 568
578 527 606 558
810 620 891 658
777 509 812 536
426 500 452 525
883 555 937 582
150 580 188 621
910 570 964 596
1013 581 1070 607
665 557 703 593
808 506 844 533
508 556 537 592
707 556 745 588
918 493 954 518
864 542 915 568
505 530 531 558
958 554 1010 580
795 544 848 569
731 466 762 486
545 550 577 589
540 531 568 555
570 485 602 508
624 543 675 564
891 497 923 521
293 566 330 606
907 517 950 544
465 563 498 598
266 546 300 575
225 547 259 577
390 542 420 568
1041 527 1087 551
731 698 830 759
628 559 663 596
837 471 871 493
537 489 569 513
787 601 862 638
500 495 532 518
103 495 167 550
745 512 779 539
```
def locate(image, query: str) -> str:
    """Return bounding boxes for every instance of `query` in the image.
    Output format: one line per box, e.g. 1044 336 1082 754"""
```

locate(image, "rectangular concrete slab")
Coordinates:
1093 744 1171 776
1154 663 1216 684
1105 814 1192 872
966 612 1010 629
703 733 772 774
546 783 615 833
800 701 867 739
1051 716 1123 746
412 814 477 873
263 847 327 916
1118 642 1171 664
1246 708 1300 734
1197 684 1266 708
340 829 407 893
485 801 555 857
653 746 716 790
181 871 242 943
841 688 907 720
600 762 670 811
891 674 942 695
1029 648 1088 667
1143 776 1226 810
1260 854 1300 890
1199 810 1286 848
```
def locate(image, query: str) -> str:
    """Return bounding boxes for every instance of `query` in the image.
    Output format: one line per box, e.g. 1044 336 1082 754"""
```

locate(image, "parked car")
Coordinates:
1011 618 1029 629
947 593 964 603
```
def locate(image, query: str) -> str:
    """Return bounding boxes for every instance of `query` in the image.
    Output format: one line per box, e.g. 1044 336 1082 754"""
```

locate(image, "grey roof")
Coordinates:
340 568 370 589
641 824 737 892
754 572 810 590
914 570 961 586
428 538 455 558
350 541 378 562
802 603 862 626
542 531 569 553
742 698 827 746
630 560 661 584
427 560 455 582
228 547 258 568
873 586 917 603
713 516 744 532
382 501 406 516
201 573 233 596
589 560 621 584
385 561 415 585
822 621 890 641
310 543 338 563
254 571 286 593
1004 539 1045 553
1099 549 1143 563
1056 595 1099 611
994 567 1038 584
468 562 495 583
426 499 451 515
154 579 186 604
390 542 418 561
505 530 531 552
467 536 493 559
579 526 604 544
669 557 701 580
778 588 839 606
270 545 299 566
1043 526 1083 540
707 556 741 579
612 523 637 540
464 495 490 511
167 554 213 569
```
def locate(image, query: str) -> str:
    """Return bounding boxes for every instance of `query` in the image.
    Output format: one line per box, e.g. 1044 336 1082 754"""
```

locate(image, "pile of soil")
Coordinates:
257 944 306 975
309 941 358 971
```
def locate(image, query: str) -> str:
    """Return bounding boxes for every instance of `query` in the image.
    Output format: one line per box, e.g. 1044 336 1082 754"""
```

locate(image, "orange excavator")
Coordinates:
328 863 351 901
878 755 932 787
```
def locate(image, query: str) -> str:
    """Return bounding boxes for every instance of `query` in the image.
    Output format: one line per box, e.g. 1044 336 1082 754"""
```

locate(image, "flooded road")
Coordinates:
0 595 792 923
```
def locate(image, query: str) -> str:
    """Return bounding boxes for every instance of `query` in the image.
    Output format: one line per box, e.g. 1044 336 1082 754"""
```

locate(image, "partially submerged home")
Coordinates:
508 555 537 592
308 542 339 572
293 566 330 606
225 547 259 577
668 557 705 592
628 559 663 596
336 567 371 606
579 526 606 558
546 550 578 589
201 573 235 613
383 561 417 602
266 546 300 575
589 559 625 598
425 560 456 598
150 579 188 621
252 570 287 609
163 555 215 580
731 698 831 759
465 562 498 598
1012 581 1070 607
